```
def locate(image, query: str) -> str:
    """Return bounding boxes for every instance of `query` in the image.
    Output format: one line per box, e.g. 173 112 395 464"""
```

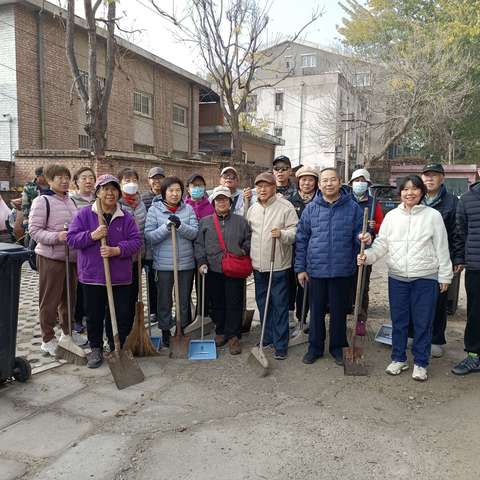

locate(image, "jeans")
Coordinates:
388 277 438 368
465 270 480 354
308 277 350 358
254 269 289 354
206 271 244 340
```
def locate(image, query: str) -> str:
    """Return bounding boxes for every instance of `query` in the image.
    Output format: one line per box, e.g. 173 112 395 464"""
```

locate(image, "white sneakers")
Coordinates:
40 338 58 357
431 344 444 358
288 310 297 328
385 361 409 375
412 365 428 381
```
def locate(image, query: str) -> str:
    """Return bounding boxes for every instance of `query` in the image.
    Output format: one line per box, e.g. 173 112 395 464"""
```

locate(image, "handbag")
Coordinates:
213 214 252 279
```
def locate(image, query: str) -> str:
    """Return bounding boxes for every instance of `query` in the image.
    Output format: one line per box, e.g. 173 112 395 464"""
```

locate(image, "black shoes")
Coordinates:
162 329 171 348
452 355 480 375
87 348 103 369
302 352 322 364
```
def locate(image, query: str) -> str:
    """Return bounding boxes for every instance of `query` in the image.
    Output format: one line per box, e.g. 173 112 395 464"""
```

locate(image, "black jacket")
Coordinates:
288 191 316 219
424 184 458 259
455 182 480 269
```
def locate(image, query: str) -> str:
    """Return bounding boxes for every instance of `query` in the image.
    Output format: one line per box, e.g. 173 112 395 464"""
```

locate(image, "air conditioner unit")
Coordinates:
0 181 9 191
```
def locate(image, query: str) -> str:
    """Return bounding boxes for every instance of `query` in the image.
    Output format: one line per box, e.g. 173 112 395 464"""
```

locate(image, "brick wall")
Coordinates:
0 160 13 183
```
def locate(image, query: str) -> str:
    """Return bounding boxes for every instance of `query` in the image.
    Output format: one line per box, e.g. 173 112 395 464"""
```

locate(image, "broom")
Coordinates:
56 238 87 365
124 252 159 356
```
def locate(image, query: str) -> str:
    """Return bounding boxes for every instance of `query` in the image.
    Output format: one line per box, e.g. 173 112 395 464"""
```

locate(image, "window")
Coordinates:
301 54 316 68
274 127 283 137
275 92 284 111
245 94 257 113
79 134 90 149
133 143 154 154
134 91 153 117
173 104 187 126
353 72 371 88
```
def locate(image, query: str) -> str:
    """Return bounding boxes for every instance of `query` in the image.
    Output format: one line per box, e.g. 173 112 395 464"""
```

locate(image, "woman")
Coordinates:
67 175 141 368
117 168 147 325
195 186 251 354
70 167 96 333
145 176 198 347
28 164 78 357
358 175 452 381
185 173 214 220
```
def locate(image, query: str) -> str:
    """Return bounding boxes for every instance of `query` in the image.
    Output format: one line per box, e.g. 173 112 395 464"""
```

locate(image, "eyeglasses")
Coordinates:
221 174 237 180
273 167 289 173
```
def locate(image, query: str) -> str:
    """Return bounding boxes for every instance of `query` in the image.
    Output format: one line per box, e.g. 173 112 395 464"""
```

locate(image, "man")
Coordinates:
296 168 363 366
452 175 480 375
21 166 49 229
348 168 384 335
247 172 298 359
418 163 457 358
141 166 165 325
214 166 253 216
272 155 297 199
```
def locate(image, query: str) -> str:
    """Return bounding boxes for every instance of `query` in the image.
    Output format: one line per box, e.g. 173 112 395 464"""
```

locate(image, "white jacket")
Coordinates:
365 203 453 284
247 194 298 272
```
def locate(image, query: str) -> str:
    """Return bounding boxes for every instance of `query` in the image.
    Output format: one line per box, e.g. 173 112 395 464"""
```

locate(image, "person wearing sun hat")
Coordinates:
67 174 142 368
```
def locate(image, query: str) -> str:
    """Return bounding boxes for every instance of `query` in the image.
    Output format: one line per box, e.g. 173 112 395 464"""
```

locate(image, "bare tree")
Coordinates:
151 0 320 163
65 0 117 160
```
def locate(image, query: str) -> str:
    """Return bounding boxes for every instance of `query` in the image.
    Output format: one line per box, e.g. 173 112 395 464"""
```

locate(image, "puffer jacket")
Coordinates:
69 191 95 209
455 182 480 269
247 195 298 272
295 189 363 278
185 195 214 220
144 199 198 271
195 212 251 273
29 191 78 261
365 203 453 284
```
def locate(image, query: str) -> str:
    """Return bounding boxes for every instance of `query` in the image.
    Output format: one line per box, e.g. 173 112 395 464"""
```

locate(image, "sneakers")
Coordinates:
288 310 297 328
273 350 287 360
228 337 242 355
452 355 480 375
412 364 428 381
162 329 171 348
87 348 103 369
431 344 444 358
40 338 58 357
302 352 322 365
73 322 85 334
214 335 227 348
333 355 344 366
385 361 409 375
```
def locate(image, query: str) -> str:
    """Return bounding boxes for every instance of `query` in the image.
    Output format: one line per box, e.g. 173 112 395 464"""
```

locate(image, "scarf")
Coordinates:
122 192 140 209
299 191 315 203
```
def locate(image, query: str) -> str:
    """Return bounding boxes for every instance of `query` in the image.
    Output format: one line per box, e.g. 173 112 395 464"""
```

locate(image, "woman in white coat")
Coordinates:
358 175 452 381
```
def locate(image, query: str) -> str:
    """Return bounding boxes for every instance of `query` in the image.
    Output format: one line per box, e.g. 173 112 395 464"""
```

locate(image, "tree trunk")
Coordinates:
230 115 244 163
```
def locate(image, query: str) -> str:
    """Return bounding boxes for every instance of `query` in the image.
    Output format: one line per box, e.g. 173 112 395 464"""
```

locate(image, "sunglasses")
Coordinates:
273 167 289 172
221 174 237 180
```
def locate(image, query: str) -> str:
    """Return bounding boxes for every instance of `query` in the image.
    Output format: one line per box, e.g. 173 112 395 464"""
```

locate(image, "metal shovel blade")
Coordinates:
248 346 269 376
188 339 217 360
169 334 190 359
342 345 368 376
107 349 145 390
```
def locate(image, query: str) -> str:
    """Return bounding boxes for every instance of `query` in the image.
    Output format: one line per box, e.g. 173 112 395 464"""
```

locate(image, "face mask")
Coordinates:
190 186 205 199
352 182 368 196
122 182 138 195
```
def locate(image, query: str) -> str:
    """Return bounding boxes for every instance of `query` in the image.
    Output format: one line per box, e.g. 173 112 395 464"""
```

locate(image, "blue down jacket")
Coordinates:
144 199 198 271
294 188 363 278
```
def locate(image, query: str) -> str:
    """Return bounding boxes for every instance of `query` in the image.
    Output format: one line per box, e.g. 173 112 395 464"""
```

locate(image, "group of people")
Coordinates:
19 156 480 381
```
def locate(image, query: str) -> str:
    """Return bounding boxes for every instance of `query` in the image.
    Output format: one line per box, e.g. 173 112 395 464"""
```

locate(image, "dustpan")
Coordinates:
375 324 392 346
188 268 217 360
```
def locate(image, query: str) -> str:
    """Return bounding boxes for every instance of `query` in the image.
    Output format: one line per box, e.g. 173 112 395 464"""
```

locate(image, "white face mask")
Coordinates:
122 182 139 195
352 181 368 196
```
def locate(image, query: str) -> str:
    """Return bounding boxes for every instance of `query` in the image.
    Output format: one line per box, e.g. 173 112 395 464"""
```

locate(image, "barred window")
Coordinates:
173 104 187 126
134 91 153 117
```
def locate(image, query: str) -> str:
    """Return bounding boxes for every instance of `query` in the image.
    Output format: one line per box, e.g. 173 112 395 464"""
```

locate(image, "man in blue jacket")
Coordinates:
295 168 363 365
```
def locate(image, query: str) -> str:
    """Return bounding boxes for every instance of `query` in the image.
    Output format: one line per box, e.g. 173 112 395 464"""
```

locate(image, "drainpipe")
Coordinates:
37 8 47 148
1 114 13 160
298 82 305 164
189 84 195 155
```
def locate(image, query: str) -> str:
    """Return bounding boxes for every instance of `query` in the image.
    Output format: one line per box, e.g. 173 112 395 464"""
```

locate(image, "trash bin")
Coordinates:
0 243 32 383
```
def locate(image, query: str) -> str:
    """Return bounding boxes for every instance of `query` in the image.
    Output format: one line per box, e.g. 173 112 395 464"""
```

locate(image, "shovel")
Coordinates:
169 224 190 358
288 282 309 348
188 267 217 360
343 207 369 376
248 238 276 376
96 199 144 389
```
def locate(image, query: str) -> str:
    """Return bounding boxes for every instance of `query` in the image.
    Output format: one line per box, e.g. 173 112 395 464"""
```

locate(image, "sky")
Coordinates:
114 0 349 76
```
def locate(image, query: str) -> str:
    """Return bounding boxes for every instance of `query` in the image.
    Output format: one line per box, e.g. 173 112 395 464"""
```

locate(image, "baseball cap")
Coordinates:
186 173 206 185
349 168 371 184
422 163 445 175
95 174 121 192
296 165 319 179
255 172 276 185
148 166 165 178
220 166 238 177
273 155 291 167
210 186 232 201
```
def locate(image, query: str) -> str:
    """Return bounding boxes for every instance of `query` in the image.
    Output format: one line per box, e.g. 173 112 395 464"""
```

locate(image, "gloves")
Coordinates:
168 215 181 229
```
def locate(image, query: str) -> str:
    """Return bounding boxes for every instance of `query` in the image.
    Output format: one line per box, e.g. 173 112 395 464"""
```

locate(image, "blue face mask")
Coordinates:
352 182 368 196
190 186 205 199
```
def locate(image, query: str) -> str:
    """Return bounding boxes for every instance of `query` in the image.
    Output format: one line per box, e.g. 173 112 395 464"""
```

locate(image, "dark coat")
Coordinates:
294 188 363 278
288 191 317 219
455 182 480 269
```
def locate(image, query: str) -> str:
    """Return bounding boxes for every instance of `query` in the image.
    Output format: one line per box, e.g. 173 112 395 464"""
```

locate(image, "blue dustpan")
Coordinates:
188 339 217 360
375 324 393 346
151 336 162 350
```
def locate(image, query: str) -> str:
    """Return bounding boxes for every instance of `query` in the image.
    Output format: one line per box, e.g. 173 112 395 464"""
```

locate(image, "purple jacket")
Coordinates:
185 195 214 220
67 203 141 286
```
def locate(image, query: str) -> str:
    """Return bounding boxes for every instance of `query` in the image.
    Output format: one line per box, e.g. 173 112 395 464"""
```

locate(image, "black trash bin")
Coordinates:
0 242 32 384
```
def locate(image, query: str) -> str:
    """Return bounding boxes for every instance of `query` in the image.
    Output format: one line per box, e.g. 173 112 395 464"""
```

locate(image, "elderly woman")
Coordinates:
67 175 141 368
145 176 198 348
358 175 452 381
185 173 214 220
70 166 96 333
195 186 251 354
29 164 78 357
